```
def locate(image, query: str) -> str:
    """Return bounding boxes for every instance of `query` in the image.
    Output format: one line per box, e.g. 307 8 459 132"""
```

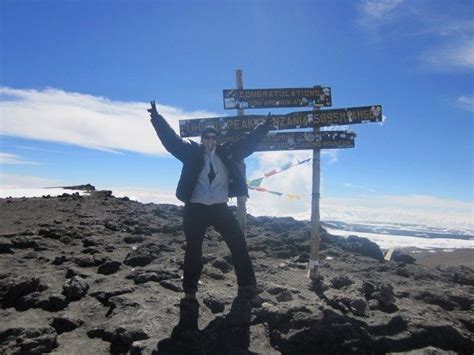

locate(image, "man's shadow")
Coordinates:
154 296 254 354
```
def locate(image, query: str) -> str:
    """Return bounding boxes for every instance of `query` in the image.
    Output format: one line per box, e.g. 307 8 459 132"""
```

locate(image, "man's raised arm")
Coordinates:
231 113 273 161
148 100 189 161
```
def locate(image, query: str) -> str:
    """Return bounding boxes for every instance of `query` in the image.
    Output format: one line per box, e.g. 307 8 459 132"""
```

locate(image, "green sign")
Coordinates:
223 87 332 109
179 105 382 137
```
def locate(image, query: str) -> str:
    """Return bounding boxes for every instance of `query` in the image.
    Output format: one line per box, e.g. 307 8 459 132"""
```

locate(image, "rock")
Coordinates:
110 327 150 353
10 236 39 249
203 295 225 313
124 236 145 244
372 283 397 312
98 260 121 275
331 275 354 289
90 288 135 306
123 243 162 267
392 250 416 264
349 298 368 316
16 291 44 311
0 326 57 353
272 250 293 259
92 190 112 198
276 290 293 302
125 269 180 285
159 279 183 292
65 268 88 279
212 259 232 273
390 346 457 354
368 299 380 310
0 240 14 254
62 276 89 300
415 291 460 311
267 285 287 296
345 235 384 260
52 255 69 265
44 293 68 311
83 237 101 247
0 276 42 308
362 281 376 298
74 255 109 267
293 253 309 263
51 315 84 334
205 271 226 280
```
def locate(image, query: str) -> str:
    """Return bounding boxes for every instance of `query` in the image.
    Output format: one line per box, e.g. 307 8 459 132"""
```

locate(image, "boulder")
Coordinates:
0 326 57 354
98 260 121 275
392 250 416 264
0 276 42 309
51 315 84 334
62 276 89 300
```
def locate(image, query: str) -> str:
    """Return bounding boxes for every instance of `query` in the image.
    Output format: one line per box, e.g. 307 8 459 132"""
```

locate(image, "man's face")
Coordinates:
201 133 218 151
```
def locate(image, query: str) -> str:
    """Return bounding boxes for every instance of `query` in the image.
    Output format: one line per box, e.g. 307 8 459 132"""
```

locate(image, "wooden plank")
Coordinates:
223 87 332 109
219 131 356 151
179 105 382 137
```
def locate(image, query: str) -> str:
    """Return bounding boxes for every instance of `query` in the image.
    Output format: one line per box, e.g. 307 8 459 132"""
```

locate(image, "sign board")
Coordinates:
179 105 382 137
219 131 355 151
223 87 332 109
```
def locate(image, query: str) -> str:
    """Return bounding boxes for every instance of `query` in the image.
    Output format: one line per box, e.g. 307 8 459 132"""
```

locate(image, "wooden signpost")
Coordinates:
178 69 382 281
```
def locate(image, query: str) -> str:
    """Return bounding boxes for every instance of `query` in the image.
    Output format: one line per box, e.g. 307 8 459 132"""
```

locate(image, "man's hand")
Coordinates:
265 112 273 126
148 100 160 120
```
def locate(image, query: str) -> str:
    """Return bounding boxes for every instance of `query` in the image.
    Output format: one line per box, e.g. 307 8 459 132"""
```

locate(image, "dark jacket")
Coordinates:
151 114 271 203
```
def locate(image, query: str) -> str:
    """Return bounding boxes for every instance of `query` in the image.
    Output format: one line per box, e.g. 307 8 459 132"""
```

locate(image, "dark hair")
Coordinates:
201 126 218 137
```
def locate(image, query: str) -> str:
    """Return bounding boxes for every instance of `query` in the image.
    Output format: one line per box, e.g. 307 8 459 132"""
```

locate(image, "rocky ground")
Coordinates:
0 191 473 354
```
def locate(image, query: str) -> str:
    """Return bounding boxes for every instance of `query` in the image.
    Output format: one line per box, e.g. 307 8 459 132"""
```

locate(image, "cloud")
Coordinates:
456 95 474 113
321 194 473 231
343 182 376 193
0 173 61 188
360 0 405 20
358 1 474 71
0 152 39 165
421 39 474 70
15 145 62 154
108 185 181 205
0 87 220 156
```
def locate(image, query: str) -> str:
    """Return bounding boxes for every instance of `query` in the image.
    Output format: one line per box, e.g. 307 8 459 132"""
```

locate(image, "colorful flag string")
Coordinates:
247 157 312 200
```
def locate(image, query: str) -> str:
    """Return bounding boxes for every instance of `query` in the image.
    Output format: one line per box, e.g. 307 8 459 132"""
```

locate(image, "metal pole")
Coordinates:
235 69 247 233
308 98 321 280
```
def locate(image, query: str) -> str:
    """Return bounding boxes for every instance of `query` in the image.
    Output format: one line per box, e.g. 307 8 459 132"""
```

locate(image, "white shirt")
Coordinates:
189 147 230 205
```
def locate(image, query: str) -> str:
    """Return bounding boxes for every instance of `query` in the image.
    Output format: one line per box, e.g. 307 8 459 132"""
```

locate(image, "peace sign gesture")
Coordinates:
148 100 160 120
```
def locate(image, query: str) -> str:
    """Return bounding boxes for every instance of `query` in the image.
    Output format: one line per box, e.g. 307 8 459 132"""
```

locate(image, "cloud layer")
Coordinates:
358 1 474 71
0 87 218 156
0 152 39 165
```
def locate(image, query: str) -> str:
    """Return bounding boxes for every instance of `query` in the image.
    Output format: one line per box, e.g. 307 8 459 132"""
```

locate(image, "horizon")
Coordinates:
1 0 473 233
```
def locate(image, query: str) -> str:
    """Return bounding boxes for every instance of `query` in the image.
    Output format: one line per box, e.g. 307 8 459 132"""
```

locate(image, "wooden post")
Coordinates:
308 101 321 280
235 69 247 233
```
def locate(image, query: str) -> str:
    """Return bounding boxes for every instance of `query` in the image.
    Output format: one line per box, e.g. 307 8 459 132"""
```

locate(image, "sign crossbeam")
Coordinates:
179 105 382 138
223 87 332 109
219 131 356 151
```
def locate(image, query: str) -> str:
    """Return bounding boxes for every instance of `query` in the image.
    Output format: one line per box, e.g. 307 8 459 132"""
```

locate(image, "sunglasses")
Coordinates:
202 134 218 141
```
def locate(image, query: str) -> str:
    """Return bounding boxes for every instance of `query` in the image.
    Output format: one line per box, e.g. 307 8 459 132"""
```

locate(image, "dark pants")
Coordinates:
182 202 256 294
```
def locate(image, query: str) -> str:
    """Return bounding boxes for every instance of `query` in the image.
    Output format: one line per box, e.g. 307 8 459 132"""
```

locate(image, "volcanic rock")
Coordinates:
62 276 89 300
0 192 473 354
97 260 121 275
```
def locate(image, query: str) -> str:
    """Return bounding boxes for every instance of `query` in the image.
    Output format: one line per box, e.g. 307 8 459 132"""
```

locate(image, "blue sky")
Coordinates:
1 0 473 230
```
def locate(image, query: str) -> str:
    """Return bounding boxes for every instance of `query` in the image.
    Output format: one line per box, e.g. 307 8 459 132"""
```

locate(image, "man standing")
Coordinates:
148 101 271 304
